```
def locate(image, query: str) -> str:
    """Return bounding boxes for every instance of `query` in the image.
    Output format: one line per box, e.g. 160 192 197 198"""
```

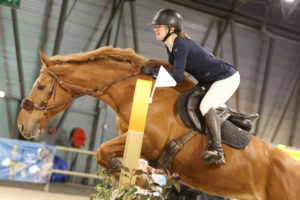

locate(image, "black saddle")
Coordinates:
176 85 259 149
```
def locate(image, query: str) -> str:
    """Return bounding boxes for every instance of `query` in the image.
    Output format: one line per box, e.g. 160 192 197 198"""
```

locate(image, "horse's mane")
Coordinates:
50 46 147 69
48 46 193 89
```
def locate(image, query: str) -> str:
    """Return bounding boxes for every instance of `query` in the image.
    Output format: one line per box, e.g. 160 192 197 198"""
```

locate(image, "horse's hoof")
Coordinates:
108 157 122 173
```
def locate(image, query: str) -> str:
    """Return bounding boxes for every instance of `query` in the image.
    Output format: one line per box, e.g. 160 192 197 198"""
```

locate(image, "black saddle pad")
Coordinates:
177 86 251 149
220 120 251 149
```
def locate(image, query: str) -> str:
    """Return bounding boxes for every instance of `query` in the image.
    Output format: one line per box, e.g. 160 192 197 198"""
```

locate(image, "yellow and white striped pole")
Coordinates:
118 79 152 192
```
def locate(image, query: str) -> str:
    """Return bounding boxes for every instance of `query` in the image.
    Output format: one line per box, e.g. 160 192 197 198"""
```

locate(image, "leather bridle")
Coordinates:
20 69 140 120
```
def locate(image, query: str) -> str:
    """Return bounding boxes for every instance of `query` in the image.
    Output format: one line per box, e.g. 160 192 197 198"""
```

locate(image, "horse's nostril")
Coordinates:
18 123 25 133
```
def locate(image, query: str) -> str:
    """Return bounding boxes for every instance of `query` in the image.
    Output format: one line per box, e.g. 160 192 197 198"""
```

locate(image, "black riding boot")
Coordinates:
203 108 225 166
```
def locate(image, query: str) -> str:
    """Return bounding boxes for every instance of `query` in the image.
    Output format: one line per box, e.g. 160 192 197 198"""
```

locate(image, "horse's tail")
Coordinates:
266 147 300 200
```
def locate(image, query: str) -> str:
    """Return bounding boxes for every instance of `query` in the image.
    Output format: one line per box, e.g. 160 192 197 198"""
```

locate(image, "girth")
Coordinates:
149 129 197 171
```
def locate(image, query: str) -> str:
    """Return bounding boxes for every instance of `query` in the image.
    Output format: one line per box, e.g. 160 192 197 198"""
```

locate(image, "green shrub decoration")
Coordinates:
93 166 180 200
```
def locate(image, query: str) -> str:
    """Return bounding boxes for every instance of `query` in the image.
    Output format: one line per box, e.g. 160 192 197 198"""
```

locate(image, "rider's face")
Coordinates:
153 25 169 41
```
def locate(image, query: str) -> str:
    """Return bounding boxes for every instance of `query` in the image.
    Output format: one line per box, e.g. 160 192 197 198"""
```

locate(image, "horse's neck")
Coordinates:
77 63 139 119
94 78 137 115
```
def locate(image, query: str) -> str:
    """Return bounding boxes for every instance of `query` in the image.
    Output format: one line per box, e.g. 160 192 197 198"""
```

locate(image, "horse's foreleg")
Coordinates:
96 134 127 171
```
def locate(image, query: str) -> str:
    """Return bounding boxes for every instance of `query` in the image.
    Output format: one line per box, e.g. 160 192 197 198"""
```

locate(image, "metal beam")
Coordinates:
11 8 25 99
106 0 117 46
165 0 300 42
230 19 241 112
113 1 124 47
11 8 27 139
271 71 300 143
288 84 300 146
201 19 215 47
3 96 20 101
34 0 53 80
82 0 111 51
232 0 252 13
259 54 298 139
279 0 286 18
254 37 273 137
55 104 72 135
52 0 69 55
129 0 139 53
2 96 20 138
4 98 13 137
284 0 300 20
95 0 125 49
213 18 230 56
0 9 14 138
260 1 270 33
82 101 101 184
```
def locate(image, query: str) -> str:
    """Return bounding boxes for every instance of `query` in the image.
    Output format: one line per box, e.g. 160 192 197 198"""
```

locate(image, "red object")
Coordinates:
48 126 55 135
71 128 86 148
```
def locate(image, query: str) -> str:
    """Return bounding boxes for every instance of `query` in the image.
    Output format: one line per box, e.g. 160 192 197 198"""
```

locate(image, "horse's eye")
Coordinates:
37 85 45 90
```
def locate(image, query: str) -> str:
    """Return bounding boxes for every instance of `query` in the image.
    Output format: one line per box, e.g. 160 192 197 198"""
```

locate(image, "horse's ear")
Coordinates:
39 51 51 67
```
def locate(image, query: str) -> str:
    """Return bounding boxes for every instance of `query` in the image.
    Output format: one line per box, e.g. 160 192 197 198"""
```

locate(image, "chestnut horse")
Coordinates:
17 47 300 200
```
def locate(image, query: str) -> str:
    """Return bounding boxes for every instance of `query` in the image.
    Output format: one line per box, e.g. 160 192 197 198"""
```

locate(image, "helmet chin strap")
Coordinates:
162 26 174 42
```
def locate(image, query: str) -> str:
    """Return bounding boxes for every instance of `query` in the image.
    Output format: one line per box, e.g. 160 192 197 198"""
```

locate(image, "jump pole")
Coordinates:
118 79 152 193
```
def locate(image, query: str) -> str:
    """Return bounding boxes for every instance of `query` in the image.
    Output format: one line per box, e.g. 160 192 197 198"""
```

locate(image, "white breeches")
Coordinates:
200 72 240 116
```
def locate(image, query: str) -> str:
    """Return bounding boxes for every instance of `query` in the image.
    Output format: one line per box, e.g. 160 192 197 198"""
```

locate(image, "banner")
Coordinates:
149 66 176 103
0 138 56 183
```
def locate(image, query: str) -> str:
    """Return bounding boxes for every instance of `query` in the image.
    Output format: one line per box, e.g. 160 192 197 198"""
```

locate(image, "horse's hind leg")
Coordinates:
265 149 300 200
96 134 127 171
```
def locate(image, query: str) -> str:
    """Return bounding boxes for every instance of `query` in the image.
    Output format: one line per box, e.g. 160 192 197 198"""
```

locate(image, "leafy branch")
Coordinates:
92 166 180 200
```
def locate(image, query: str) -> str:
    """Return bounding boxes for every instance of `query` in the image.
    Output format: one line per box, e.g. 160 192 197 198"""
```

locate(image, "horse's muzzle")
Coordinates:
18 122 40 139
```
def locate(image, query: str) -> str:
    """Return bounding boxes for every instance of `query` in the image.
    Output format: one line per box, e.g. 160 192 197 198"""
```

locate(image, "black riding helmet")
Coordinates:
150 9 183 42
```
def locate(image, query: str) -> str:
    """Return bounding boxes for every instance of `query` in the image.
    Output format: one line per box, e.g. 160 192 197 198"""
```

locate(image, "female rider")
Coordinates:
144 9 240 166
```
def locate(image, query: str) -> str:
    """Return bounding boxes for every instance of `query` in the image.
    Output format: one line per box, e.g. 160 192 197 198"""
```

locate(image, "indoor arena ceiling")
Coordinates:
166 0 300 42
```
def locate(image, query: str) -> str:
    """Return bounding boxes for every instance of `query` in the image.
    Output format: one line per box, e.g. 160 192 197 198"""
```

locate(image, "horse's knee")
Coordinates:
96 145 108 166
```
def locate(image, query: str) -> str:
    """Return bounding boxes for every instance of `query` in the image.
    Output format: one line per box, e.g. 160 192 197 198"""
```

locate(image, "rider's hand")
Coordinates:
140 66 158 76
152 72 158 79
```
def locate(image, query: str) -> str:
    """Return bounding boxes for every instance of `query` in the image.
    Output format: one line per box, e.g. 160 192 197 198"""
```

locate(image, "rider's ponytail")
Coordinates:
178 31 191 39
174 29 191 39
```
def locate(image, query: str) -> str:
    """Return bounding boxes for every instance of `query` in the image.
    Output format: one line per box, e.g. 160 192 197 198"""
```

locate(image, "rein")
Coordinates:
21 69 140 119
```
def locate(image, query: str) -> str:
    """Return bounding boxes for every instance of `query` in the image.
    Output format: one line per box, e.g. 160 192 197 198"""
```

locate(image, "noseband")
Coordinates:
21 69 140 120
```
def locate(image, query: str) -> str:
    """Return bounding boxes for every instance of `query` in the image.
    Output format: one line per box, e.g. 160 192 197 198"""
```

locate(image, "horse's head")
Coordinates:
17 51 73 139
17 47 149 139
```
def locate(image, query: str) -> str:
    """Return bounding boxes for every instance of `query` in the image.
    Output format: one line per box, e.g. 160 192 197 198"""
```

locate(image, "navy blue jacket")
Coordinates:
166 36 237 86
